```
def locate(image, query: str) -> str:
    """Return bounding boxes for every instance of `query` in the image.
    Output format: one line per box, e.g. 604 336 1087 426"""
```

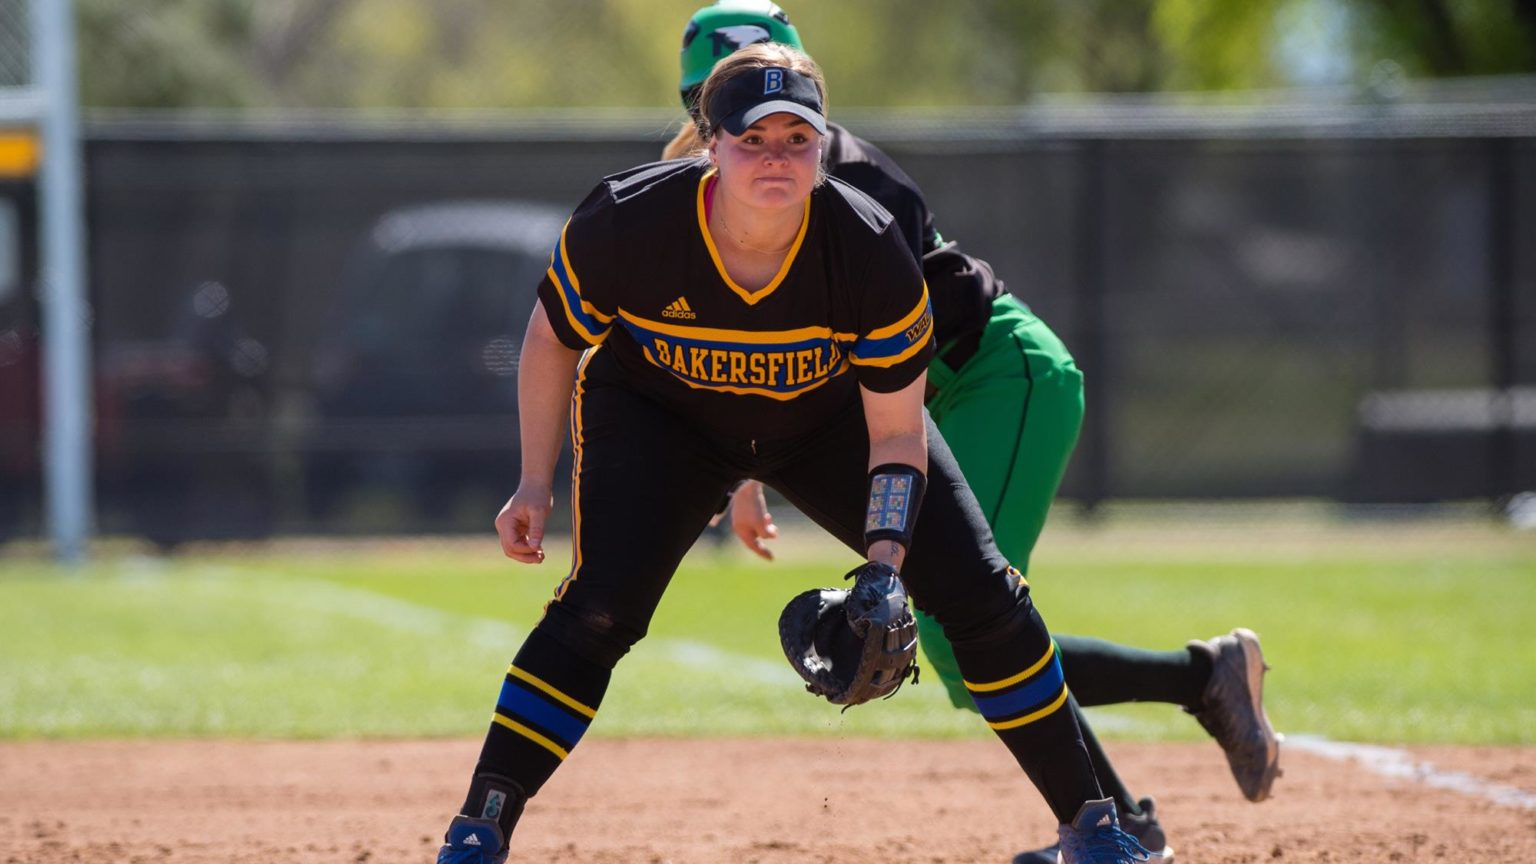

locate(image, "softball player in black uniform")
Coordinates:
667 5 1282 861
437 44 1158 864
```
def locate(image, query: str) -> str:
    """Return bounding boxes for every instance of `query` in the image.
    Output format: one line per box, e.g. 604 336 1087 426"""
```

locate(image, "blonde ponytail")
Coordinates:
662 119 708 161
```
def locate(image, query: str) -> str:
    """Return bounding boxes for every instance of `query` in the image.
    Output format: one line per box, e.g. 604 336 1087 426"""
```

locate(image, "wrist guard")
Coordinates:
864 463 926 554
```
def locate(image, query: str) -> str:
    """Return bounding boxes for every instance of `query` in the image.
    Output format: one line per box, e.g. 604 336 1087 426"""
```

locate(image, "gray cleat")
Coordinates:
1187 627 1281 802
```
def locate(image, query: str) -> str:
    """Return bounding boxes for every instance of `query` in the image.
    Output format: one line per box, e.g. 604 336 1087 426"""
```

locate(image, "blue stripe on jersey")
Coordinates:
619 317 848 397
549 237 610 343
495 679 591 748
968 658 1067 722
851 298 934 366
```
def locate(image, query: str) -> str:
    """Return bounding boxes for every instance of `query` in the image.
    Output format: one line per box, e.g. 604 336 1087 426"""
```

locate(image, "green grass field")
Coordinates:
2 507 1532 744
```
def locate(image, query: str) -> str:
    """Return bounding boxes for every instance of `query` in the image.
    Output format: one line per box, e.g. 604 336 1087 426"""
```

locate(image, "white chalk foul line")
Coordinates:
649 638 797 686
1286 734 1536 811
192 571 795 686
123 566 1536 801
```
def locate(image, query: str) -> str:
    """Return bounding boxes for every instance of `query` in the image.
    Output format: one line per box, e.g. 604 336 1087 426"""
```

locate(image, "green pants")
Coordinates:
916 295 1085 710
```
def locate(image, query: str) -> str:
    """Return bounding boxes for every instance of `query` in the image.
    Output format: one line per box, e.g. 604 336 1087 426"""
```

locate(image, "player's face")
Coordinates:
711 113 821 210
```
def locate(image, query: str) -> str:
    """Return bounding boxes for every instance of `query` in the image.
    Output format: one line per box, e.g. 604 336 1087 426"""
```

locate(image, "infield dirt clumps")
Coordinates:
1 738 1531 862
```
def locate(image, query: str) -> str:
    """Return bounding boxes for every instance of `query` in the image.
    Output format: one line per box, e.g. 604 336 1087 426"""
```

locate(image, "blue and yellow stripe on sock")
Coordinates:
491 664 597 760
964 641 1069 731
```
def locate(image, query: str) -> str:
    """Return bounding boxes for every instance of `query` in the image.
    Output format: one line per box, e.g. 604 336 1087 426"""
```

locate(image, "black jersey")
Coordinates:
824 122 1005 349
537 159 934 442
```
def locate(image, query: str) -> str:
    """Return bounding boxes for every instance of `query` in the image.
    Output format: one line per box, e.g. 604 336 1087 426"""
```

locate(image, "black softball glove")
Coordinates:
778 561 920 707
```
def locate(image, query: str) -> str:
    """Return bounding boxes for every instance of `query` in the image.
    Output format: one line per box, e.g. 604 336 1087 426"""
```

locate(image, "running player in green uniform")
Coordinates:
436 43 1162 864
669 5 1282 861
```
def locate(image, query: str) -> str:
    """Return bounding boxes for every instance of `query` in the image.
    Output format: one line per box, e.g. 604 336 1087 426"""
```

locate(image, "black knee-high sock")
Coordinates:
947 600 1102 823
1070 696 1141 818
1056 635 1211 709
459 626 613 837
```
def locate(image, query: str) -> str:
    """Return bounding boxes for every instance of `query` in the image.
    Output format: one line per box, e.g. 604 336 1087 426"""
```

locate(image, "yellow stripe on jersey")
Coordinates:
548 220 615 346
845 333 932 368
848 286 934 368
865 284 933 340
696 169 811 306
617 308 837 344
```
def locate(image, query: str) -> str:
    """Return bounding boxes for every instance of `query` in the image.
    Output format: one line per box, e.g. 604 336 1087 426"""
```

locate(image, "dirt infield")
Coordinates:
2 738 1533 863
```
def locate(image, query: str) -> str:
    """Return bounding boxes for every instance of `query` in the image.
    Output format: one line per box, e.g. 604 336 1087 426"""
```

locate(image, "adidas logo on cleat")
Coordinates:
463 835 481 846
661 296 697 319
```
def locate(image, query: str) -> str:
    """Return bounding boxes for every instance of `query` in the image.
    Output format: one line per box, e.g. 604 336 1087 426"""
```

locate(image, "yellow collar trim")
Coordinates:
697 168 810 306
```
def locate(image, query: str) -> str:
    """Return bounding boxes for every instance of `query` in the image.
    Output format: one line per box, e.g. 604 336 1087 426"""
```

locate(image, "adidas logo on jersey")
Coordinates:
661 296 697 320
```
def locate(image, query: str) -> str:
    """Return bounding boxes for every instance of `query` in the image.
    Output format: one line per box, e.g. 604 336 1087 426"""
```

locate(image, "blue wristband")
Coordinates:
864 463 927 552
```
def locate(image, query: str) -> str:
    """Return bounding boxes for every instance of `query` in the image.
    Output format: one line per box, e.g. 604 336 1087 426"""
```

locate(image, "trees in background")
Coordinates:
76 0 1536 110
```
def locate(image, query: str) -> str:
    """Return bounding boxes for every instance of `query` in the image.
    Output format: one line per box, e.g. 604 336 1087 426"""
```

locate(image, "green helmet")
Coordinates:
679 1 805 110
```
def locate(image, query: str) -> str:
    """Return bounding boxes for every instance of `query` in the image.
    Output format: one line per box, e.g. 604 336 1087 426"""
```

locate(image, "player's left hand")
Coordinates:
728 480 779 560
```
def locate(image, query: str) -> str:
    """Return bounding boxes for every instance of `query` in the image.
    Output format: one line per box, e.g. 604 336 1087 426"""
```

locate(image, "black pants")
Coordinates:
464 364 1102 830
554 376 1020 650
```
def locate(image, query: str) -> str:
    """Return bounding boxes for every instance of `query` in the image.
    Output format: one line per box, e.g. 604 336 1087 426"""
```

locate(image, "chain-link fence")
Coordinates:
0 0 28 89
0 96 1533 545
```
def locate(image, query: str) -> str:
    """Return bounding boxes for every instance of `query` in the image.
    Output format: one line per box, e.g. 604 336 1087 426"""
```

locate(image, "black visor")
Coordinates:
706 66 827 137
